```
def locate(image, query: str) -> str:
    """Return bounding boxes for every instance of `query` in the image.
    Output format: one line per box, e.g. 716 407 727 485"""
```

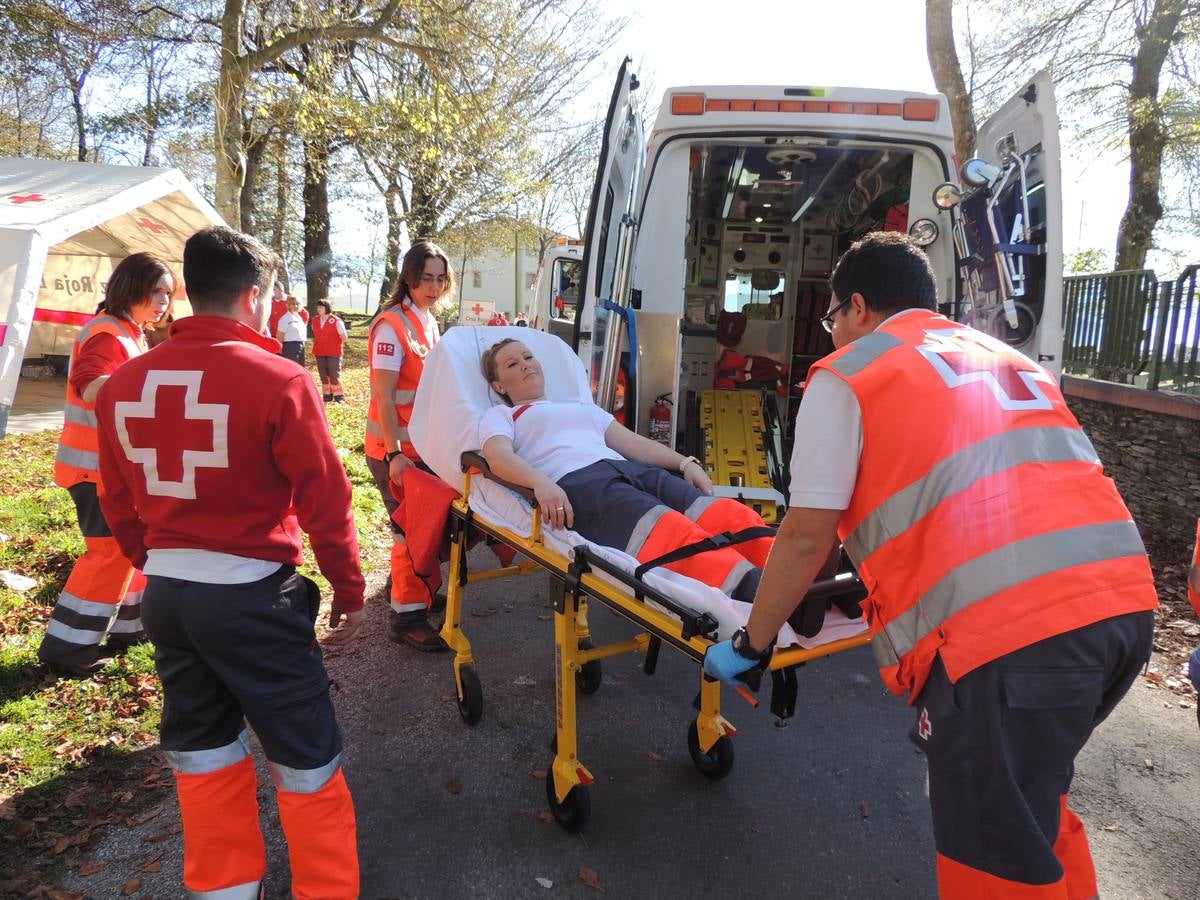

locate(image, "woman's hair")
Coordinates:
386 239 456 309
315 300 331 315
105 252 174 319
481 338 522 406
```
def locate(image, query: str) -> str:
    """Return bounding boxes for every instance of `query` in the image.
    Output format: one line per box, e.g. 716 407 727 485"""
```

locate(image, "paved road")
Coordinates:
65 547 1199 898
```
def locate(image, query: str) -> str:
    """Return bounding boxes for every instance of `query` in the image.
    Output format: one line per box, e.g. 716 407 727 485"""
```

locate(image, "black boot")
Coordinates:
389 610 448 652
323 393 333 403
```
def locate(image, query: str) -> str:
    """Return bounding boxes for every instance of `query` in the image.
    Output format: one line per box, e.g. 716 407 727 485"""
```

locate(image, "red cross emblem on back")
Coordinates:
137 216 167 234
9 193 46 204
916 328 1053 411
113 371 229 499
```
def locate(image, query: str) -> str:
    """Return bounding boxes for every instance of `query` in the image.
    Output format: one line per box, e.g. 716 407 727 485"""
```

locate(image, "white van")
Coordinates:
534 59 1062 485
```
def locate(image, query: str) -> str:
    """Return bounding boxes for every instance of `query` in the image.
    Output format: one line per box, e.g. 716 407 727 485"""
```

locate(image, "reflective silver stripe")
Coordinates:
871 633 899 668
63 403 97 428
108 616 143 634
120 590 143 607
165 729 252 774
189 880 262 899
269 752 341 794
55 445 99 471
625 504 671 558
719 558 756 596
365 420 383 438
828 332 904 378
46 618 108 646
396 425 410 443
683 496 717 522
57 590 122 619
880 520 1147 663
394 309 424 346
846 427 1101 564
394 389 416 405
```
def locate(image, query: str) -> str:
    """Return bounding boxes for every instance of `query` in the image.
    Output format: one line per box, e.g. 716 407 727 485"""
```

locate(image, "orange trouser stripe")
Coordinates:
390 537 431 610
694 499 772 567
1053 796 1099 900
276 767 359 900
175 757 266 893
63 536 135 605
936 853 1067 899
637 509 755 595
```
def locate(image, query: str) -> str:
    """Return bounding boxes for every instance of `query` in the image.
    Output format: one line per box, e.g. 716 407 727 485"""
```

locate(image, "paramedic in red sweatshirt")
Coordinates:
94 225 364 900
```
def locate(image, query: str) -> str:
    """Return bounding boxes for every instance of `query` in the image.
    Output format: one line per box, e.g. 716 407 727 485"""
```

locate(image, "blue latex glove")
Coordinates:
703 639 758 685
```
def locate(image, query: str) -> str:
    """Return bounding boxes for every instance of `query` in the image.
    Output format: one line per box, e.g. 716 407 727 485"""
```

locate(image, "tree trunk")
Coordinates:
302 134 332 316
379 185 404 307
70 75 88 162
925 0 976 163
214 0 249 224
1114 0 1186 271
240 133 268 235
408 171 439 240
271 137 288 261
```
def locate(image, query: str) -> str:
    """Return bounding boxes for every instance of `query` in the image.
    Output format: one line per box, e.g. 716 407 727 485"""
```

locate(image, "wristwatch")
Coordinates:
678 455 701 474
384 450 403 464
731 626 772 661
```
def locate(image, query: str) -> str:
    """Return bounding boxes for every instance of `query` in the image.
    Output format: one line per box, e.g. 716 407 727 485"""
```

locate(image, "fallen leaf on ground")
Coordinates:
537 615 551 621
1144 759 1154 770
45 890 85 900
0 794 15 820
121 878 141 895
126 805 163 827
646 751 662 762
579 866 605 892
138 851 164 872
535 877 553 888
860 801 870 818
15 819 34 837
750 823 761 833
446 780 462 795
78 863 102 877
471 607 498 618
536 811 555 823
531 770 547 780
1102 824 1119 832
64 786 92 809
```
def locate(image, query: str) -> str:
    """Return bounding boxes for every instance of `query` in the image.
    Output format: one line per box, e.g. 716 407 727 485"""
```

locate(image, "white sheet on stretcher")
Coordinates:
409 325 868 649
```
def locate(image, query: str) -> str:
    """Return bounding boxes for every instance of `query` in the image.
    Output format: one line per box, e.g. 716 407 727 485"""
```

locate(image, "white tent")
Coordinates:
0 158 223 435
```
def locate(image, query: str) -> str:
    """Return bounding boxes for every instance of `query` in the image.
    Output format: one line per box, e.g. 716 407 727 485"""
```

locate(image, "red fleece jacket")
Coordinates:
95 315 365 610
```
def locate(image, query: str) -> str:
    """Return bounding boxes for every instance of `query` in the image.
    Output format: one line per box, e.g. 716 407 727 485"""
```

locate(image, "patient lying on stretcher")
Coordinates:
479 338 771 602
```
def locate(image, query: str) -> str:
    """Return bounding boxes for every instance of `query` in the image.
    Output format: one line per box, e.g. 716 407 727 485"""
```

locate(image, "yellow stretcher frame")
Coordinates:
439 464 871 831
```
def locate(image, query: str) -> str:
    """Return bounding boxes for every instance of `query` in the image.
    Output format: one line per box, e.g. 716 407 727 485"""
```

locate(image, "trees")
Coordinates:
925 0 977 162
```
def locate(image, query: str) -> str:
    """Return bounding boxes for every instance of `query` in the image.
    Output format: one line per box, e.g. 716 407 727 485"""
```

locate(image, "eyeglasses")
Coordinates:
419 274 449 286
819 297 851 333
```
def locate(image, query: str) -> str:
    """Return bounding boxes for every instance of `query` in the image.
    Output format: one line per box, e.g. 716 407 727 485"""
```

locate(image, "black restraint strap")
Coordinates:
632 526 777 581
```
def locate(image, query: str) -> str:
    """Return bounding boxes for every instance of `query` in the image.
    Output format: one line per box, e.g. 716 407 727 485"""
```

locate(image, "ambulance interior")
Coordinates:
671 138 921 508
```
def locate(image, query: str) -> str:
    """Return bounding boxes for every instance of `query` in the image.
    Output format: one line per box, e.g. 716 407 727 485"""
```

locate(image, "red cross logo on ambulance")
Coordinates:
114 371 229 499
916 328 1054 411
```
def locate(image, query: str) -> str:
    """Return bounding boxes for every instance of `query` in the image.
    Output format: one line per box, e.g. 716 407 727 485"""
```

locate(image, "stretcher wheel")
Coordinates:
687 720 735 780
456 666 483 726
576 638 603 695
544 769 591 832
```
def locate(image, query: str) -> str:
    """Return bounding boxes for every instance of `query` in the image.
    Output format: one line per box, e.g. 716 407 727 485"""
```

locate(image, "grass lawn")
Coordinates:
0 315 389 890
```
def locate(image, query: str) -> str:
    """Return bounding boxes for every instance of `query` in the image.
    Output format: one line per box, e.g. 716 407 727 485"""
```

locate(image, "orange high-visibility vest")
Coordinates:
311 315 345 357
1189 519 1199 619
809 309 1158 700
54 314 147 488
364 302 434 461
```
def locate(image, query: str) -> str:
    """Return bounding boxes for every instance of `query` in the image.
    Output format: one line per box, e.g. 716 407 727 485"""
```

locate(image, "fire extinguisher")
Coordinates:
649 393 673 446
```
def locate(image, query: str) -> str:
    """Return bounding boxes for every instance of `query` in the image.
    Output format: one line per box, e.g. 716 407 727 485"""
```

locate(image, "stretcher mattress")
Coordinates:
409 326 867 649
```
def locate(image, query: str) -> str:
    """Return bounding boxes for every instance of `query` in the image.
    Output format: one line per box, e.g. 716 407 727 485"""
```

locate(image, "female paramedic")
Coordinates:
479 338 771 600
39 251 173 675
365 240 454 651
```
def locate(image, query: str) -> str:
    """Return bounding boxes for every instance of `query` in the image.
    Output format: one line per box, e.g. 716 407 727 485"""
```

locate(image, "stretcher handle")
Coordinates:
460 450 537 505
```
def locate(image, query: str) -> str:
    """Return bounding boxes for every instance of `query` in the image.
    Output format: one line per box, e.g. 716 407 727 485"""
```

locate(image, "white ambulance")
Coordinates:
534 59 1062 503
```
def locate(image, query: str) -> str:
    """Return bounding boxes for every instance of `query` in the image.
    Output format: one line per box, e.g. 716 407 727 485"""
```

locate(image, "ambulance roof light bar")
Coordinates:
669 92 939 122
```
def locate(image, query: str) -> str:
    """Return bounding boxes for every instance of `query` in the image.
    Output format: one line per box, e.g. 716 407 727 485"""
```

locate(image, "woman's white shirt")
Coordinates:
276 311 307 343
478 399 623 483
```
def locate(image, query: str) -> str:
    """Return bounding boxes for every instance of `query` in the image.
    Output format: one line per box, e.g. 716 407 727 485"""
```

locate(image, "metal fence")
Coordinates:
1062 264 1200 392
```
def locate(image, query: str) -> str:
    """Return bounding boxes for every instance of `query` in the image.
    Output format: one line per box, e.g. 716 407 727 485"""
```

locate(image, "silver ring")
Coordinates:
555 506 564 510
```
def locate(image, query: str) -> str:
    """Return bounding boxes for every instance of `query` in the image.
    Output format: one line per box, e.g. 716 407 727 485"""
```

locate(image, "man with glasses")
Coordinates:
705 231 1157 898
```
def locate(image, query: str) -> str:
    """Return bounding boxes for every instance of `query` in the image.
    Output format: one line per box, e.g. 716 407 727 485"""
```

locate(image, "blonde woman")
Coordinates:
364 240 455 651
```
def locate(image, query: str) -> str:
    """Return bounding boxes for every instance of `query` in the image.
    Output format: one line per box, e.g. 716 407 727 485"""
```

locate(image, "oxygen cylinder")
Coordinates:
649 394 673 446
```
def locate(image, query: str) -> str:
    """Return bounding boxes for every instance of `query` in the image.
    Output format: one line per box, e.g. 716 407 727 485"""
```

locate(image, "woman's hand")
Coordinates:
388 453 411 484
533 478 573 530
683 460 714 495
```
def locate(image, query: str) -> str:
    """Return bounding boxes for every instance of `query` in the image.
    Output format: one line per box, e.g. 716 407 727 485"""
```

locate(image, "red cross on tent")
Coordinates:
9 193 46 204
470 303 485 316
137 217 167 234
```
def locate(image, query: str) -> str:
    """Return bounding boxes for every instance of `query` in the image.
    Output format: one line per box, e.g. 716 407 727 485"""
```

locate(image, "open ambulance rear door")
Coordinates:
575 57 645 411
955 69 1063 373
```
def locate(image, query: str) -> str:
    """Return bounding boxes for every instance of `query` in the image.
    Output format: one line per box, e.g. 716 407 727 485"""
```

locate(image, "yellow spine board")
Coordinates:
699 389 779 524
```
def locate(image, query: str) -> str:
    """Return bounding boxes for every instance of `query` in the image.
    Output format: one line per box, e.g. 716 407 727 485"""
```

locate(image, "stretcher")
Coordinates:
699 388 786 524
409 326 871 830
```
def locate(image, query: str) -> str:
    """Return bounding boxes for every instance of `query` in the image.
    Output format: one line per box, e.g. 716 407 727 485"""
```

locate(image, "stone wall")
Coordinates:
1063 377 1200 561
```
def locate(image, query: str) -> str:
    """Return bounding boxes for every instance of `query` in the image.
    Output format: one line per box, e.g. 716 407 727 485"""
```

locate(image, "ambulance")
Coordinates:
533 59 1062 516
